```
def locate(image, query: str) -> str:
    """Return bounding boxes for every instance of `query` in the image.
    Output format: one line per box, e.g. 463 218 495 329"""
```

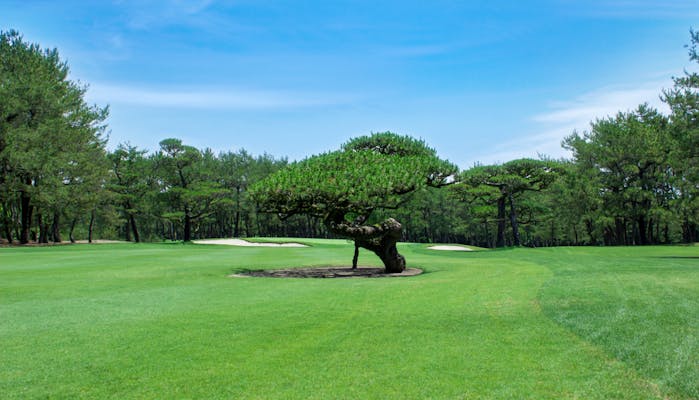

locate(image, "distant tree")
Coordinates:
154 139 228 242
108 143 150 242
251 132 457 272
58 134 110 243
563 105 671 245
662 29 699 243
217 149 254 237
0 30 108 243
378 187 464 244
456 159 560 247
542 161 603 245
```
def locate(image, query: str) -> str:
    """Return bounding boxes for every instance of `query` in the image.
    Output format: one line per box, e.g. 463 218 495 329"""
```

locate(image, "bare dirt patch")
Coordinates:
231 266 423 278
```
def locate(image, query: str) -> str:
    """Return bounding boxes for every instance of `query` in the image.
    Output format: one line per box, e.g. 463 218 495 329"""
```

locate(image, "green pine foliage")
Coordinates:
251 132 457 218
0 30 109 244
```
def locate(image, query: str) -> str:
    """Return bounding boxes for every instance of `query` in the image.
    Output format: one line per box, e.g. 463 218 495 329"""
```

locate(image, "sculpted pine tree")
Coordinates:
251 132 457 273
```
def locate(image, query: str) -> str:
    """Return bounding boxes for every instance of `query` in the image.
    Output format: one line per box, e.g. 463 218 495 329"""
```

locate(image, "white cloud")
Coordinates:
471 130 571 165
86 83 356 110
470 78 673 164
533 79 672 126
533 79 670 127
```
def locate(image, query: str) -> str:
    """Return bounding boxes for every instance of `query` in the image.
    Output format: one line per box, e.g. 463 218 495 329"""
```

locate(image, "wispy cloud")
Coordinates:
533 83 669 124
471 78 673 164
176 0 215 14
86 83 356 110
113 0 215 26
557 0 699 18
470 129 570 165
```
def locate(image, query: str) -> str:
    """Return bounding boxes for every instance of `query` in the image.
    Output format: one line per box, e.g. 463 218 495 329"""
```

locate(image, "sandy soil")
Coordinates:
428 245 473 251
192 238 308 247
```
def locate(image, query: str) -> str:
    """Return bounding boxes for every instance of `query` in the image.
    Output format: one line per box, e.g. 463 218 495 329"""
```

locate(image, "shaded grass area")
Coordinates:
0 242 696 399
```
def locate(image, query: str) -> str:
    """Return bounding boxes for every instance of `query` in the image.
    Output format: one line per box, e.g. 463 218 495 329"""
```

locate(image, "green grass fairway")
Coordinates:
1 242 697 399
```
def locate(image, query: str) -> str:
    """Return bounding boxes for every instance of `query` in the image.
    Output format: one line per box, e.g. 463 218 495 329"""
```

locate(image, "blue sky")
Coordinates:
3 1 698 167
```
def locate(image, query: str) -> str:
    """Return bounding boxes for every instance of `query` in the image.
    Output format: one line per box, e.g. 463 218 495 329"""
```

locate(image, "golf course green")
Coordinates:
1 241 697 399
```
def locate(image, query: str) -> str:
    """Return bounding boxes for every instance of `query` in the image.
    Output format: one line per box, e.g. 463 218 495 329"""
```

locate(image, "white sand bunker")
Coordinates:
192 238 308 247
428 245 473 251
75 240 127 244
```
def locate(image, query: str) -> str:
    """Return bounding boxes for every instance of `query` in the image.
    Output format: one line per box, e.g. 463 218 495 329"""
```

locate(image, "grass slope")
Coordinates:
1 242 697 399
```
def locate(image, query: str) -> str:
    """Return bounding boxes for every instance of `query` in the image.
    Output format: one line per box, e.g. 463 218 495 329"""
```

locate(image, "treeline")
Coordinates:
106 140 333 242
1 29 697 246
0 30 319 244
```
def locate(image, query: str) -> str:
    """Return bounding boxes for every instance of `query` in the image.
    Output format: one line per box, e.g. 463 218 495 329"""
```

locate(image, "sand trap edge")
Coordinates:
427 245 473 251
193 238 308 247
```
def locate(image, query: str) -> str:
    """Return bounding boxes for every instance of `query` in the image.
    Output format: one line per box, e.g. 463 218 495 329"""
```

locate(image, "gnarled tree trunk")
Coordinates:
326 217 406 273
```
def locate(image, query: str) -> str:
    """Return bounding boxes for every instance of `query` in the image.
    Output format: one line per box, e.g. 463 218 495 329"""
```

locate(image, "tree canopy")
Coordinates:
662 29 699 243
563 105 671 245
0 29 108 244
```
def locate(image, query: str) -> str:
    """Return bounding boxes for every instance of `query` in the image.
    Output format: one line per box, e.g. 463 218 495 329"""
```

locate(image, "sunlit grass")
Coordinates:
1 242 696 399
